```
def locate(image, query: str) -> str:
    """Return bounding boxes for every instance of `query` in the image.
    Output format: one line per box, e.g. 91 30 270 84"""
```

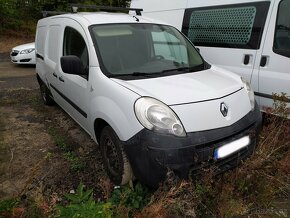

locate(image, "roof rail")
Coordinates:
42 11 67 17
68 4 143 16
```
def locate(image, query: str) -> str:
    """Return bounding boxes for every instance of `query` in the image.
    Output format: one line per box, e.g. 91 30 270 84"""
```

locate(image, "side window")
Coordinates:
182 2 270 49
63 27 89 71
47 25 60 63
36 26 46 56
273 0 290 58
152 31 188 64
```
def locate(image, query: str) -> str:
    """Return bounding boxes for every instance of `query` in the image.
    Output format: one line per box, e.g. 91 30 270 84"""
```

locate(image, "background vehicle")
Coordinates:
131 0 290 117
10 42 36 65
36 8 262 187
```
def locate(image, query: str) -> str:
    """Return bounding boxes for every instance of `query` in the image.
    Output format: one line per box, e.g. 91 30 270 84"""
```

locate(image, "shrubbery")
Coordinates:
0 0 130 35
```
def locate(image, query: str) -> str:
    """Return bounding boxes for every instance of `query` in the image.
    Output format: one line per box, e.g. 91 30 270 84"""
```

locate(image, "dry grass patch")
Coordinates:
140 98 289 218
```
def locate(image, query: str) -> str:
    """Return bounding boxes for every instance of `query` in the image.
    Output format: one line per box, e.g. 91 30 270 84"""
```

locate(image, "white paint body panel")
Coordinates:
112 66 243 106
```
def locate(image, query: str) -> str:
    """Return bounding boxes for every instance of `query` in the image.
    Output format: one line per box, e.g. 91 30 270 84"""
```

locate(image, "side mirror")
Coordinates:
60 55 86 75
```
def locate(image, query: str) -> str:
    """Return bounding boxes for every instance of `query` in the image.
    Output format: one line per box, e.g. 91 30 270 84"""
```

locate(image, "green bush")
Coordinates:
0 198 19 213
57 183 113 218
111 183 150 210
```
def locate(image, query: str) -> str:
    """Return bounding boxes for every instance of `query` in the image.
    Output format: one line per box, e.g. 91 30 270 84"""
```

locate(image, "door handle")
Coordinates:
244 54 250 65
53 72 57 78
260 56 268 67
59 76 64 82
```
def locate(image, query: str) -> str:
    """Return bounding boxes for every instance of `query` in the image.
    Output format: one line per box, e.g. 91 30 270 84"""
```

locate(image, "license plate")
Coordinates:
214 136 250 159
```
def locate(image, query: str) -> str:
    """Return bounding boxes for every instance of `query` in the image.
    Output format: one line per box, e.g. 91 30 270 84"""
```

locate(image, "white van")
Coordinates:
35 8 262 187
131 0 290 116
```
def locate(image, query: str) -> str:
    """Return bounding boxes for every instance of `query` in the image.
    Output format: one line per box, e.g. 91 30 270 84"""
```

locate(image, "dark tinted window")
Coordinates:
273 0 290 58
63 27 89 70
182 2 270 49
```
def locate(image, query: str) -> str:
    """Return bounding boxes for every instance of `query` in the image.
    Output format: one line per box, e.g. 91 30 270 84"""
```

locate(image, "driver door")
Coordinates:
58 19 90 131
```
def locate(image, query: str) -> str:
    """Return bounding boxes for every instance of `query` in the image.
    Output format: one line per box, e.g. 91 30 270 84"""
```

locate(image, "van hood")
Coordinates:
112 67 243 105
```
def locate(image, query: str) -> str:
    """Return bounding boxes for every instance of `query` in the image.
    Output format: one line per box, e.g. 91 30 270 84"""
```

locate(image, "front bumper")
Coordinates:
123 103 262 187
10 52 36 65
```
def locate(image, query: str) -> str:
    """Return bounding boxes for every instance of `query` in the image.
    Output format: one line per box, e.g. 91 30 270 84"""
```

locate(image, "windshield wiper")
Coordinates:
109 72 155 78
161 66 193 73
162 63 206 73
132 72 153 76
109 63 207 78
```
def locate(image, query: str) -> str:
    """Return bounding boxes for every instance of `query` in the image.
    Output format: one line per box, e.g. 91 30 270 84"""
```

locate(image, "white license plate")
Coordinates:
214 136 250 159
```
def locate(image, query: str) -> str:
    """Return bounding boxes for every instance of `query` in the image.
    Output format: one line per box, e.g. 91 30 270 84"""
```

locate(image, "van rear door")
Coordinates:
255 0 290 112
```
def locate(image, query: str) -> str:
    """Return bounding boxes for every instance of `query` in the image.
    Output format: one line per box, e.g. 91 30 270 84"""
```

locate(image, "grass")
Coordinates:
48 126 85 172
0 198 19 213
0 109 9 179
63 151 86 172
30 94 44 110
0 109 5 149
57 183 113 218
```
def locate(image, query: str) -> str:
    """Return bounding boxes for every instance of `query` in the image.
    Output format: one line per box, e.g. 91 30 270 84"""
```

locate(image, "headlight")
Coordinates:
241 77 255 111
20 48 35 54
134 97 186 137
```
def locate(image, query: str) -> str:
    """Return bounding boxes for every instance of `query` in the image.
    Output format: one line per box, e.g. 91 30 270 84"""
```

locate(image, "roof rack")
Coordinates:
42 5 143 17
69 4 143 16
42 11 67 17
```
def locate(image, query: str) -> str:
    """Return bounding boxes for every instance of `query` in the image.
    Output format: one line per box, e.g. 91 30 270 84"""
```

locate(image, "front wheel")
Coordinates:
100 126 133 185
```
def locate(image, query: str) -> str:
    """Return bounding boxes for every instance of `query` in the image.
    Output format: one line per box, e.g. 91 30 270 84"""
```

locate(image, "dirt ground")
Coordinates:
0 61 107 205
0 36 34 54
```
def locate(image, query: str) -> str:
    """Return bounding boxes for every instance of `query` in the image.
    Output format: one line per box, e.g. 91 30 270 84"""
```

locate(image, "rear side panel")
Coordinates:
35 23 48 83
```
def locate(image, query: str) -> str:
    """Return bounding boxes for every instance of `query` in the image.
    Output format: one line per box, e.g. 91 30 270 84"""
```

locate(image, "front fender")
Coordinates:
88 68 144 141
89 96 143 141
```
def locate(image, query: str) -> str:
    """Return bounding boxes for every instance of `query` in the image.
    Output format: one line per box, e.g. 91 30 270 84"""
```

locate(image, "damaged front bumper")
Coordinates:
123 104 263 187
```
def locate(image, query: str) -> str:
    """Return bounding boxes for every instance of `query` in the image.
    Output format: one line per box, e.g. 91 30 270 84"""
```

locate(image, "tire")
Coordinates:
100 126 133 185
40 82 54 105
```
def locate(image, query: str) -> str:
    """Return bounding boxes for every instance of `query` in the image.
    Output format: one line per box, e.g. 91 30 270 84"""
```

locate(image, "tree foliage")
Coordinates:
0 0 131 34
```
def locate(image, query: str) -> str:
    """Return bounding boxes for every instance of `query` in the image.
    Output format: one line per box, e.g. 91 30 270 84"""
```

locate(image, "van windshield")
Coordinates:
90 23 205 79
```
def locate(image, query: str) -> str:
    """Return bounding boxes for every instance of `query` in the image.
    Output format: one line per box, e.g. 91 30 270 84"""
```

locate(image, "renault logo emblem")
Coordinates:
220 102 228 117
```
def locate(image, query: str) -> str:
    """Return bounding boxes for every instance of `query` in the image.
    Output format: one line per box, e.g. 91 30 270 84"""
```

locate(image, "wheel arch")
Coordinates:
36 73 42 84
94 118 109 144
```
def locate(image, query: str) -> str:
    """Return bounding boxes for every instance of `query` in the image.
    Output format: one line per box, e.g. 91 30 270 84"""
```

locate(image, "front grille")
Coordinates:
20 59 31 63
189 146 250 178
188 129 256 181
11 50 19 56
